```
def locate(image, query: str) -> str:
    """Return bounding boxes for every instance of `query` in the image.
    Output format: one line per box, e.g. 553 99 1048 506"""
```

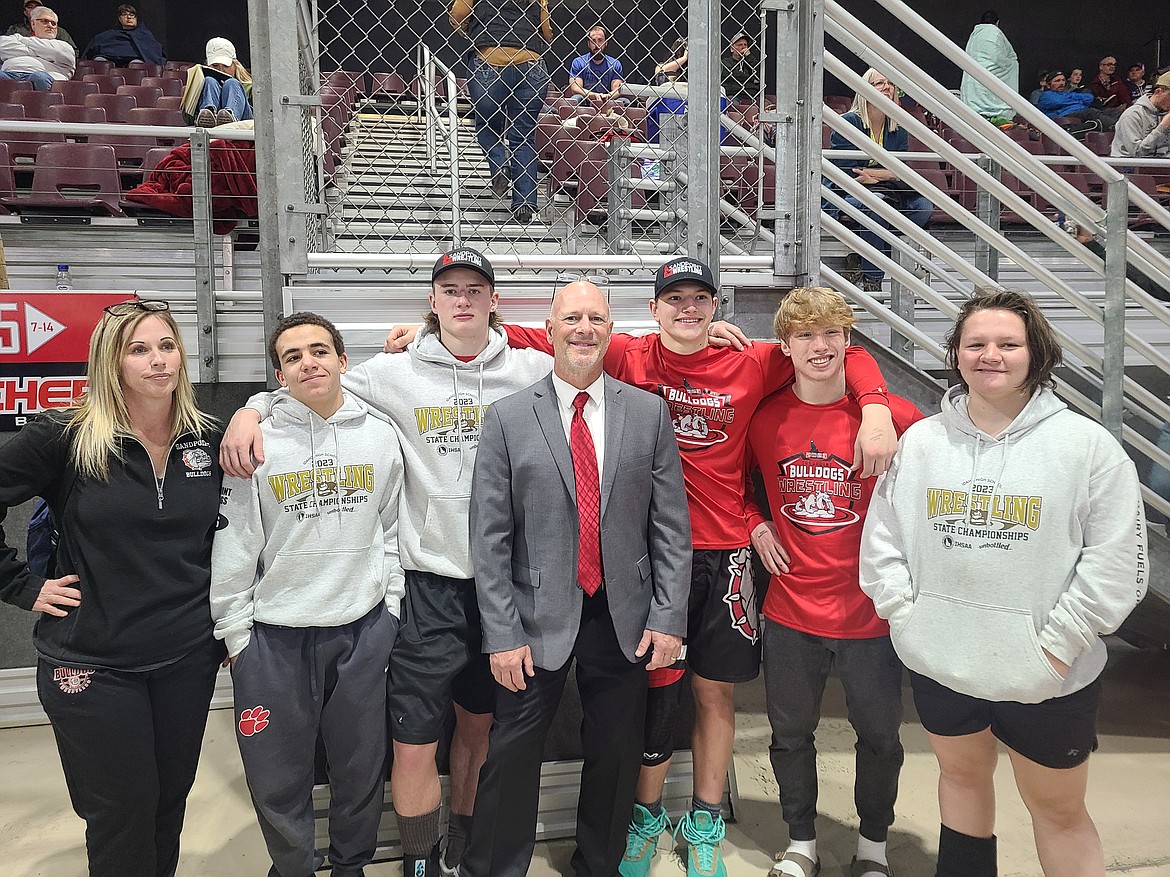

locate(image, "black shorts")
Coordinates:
387 570 496 745
909 670 1101 769
685 548 761 683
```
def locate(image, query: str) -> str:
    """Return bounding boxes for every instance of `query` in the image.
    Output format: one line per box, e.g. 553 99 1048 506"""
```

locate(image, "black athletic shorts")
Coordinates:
387 570 496 744
909 669 1101 769
685 547 762 683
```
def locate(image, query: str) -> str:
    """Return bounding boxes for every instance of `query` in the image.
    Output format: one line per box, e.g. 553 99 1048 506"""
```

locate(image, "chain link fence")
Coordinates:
300 0 779 264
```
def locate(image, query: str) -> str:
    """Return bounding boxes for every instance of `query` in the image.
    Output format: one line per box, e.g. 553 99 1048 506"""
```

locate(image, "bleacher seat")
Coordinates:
825 95 852 114
0 102 24 119
51 80 99 105
131 62 164 77
1083 131 1114 157
0 79 32 103
142 146 172 175
0 127 64 163
85 94 136 123
0 142 13 211
48 104 106 142
83 74 127 94
369 72 409 101
324 70 364 100
12 90 63 119
156 96 182 111
117 85 164 108
127 107 185 129
120 68 148 86
2 142 125 215
140 77 182 98
76 59 114 77
165 61 196 73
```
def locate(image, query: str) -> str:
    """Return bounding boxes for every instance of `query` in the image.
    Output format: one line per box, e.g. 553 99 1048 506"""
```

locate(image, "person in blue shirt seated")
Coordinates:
1036 70 1121 132
568 25 627 106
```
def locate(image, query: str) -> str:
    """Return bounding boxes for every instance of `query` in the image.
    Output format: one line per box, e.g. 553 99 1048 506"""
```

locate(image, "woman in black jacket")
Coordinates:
0 298 223 877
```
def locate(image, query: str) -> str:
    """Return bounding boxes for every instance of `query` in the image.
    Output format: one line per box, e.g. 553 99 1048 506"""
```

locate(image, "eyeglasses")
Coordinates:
33 17 57 25
552 272 610 301
104 299 170 317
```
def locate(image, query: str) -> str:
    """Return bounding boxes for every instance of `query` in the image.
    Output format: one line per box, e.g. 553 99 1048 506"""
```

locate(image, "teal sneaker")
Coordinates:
675 809 727 877
618 803 670 877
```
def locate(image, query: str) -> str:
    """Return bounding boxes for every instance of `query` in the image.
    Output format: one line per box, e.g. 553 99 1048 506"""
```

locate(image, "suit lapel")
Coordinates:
534 376 577 500
600 376 625 517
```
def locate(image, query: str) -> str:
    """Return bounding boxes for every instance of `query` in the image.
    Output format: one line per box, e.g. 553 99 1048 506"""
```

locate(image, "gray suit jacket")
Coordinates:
470 373 691 671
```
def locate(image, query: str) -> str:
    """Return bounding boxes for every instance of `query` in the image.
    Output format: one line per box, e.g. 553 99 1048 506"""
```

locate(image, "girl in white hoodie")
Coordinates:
861 289 1147 877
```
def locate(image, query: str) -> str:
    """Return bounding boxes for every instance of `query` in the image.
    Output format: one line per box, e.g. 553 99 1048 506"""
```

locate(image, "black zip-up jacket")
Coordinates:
0 414 224 670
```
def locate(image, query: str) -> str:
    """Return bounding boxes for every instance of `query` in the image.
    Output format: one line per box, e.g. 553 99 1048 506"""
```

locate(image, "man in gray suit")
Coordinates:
464 281 692 877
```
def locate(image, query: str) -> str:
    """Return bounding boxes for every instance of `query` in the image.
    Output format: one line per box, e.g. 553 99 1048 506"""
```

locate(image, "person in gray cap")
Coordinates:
722 31 759 104
220 247 556 877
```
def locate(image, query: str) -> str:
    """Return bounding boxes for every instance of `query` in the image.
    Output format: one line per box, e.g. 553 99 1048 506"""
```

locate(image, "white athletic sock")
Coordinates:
772 839 816 876
855 834 888 874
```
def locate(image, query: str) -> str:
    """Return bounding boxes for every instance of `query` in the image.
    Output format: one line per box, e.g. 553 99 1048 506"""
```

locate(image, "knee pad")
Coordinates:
642 677 684 767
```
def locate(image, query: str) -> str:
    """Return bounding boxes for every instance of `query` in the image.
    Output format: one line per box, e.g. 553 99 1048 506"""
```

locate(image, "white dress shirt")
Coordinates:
551 371 605 477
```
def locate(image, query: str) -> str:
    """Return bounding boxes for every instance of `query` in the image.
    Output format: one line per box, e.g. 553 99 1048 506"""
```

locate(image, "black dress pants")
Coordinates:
462 589 649 877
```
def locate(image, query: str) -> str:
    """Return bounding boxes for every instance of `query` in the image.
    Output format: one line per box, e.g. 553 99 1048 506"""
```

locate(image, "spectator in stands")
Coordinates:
451 0 553 224
653 36 687 85
1028 69 1048 106
861 288 1146 877
181 37 253 127
568 25 627 106
1125 62 1147 101
1112 69 1170 158
0 299 225 877
81 5 165 67
959 11 1019 127
1036 70 1121 132
0 5 72 90
722 31 760 104
1067 67 1085 91
3 0 74 54
1087 54 1132 110
828 68 933 293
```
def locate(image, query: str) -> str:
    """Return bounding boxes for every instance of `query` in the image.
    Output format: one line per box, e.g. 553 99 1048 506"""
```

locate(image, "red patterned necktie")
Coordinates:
571 391 602 595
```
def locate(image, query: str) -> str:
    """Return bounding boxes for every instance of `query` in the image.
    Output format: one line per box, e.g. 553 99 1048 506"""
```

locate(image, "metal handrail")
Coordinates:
418 43 462 247
0 119 256 140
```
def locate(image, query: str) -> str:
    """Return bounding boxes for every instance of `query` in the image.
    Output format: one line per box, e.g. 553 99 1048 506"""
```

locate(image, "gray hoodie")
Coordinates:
211 391 405 657
860 386 1147 703
246 327 553 579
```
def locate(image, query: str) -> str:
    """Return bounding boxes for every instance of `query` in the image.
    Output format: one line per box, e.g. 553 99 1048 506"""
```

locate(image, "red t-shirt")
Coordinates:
505 326 889 549
746 388 923 638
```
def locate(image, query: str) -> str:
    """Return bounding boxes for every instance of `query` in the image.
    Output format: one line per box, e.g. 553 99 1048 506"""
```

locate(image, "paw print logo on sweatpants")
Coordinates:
238 705 271 737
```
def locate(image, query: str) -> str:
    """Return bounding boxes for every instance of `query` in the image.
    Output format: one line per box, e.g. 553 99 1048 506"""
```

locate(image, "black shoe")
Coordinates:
403 843 441 877
512 204 536 223
490 172 509 197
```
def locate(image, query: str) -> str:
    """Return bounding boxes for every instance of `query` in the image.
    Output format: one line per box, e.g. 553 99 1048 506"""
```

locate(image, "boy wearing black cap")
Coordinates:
221 246 555 877
501 255 896 877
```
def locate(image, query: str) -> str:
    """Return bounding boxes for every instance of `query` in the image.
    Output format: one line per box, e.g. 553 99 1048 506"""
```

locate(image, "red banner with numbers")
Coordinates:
0 293 128 430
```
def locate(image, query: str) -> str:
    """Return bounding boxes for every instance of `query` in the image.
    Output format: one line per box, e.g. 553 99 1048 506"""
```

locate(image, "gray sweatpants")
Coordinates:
231 604 398 877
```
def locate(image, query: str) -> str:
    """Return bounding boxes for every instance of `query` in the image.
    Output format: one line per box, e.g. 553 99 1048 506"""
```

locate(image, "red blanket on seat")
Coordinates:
126 139 258 234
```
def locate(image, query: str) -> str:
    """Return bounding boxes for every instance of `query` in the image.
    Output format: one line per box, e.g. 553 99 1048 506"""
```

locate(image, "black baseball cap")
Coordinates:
432 247 494 285
655 256 717 298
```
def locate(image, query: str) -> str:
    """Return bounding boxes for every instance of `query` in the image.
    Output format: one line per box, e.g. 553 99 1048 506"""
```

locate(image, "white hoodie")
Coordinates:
246 327 553 579
212 391 405 658
861 386 1147 703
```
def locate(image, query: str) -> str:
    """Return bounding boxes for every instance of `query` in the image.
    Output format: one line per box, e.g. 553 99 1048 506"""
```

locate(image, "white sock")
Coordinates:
772 839 816 876
855 834 888 874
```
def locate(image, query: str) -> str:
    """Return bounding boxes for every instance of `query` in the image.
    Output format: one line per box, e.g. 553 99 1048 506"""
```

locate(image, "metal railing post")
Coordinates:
660 113 687 253
445 67 461 247
771 0 824 285
974 156 1000 281
248 0 312 379
687 0 720 277
606 139 631 254
1102 179 1129 438
189 128 218 382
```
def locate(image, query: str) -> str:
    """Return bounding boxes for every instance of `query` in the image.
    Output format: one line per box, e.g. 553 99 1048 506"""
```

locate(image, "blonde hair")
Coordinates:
65 308 214 480
774 286 857 340
848 68 899 132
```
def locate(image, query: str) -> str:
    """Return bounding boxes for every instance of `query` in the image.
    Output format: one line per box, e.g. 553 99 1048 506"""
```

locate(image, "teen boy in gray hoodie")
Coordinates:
212 312 406 877
219 249 554 877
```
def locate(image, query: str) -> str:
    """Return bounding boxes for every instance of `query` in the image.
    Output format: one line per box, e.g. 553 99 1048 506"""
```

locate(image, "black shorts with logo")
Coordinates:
685 547 762 683
387 570 496 745
909 669 1101 769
